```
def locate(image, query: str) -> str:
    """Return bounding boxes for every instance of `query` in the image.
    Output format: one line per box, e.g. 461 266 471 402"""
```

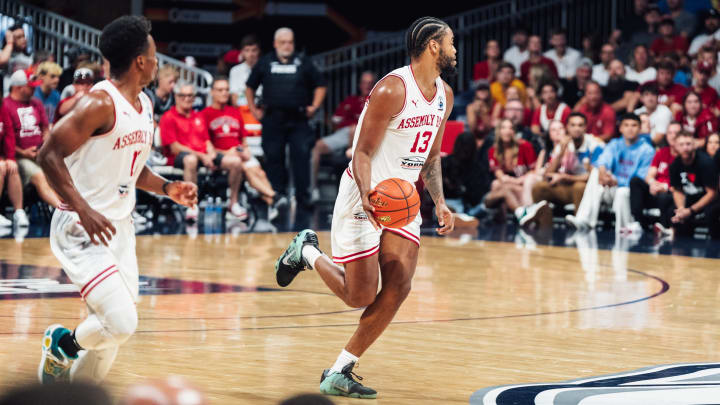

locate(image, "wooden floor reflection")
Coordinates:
0 231 718 404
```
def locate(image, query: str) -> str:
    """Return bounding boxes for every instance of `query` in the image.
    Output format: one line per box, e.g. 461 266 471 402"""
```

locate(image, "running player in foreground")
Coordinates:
275 16 456 398
36 16 197 383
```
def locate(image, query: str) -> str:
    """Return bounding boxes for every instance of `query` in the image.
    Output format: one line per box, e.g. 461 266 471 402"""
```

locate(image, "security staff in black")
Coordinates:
245 27 326 227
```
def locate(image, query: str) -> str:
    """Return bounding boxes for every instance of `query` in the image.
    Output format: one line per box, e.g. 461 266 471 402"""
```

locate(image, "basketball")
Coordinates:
368 178 420 228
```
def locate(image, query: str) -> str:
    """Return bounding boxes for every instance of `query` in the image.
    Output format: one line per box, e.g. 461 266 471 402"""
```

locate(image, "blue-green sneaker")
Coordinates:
275 229 320 287
319 362 377 399
37 324 77 384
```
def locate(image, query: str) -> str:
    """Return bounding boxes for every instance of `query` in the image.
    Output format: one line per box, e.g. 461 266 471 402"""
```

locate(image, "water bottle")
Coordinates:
214 197 224 233
203 196 214 227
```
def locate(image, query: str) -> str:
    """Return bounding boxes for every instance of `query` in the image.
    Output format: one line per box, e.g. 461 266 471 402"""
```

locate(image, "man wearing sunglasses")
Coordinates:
54 67 94 123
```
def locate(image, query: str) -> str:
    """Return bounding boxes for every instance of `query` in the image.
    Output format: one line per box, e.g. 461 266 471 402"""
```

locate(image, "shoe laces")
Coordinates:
341 362 364 385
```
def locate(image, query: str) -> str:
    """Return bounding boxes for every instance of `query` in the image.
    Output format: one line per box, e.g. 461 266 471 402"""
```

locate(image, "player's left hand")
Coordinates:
166 181 198 208
436 203 454 235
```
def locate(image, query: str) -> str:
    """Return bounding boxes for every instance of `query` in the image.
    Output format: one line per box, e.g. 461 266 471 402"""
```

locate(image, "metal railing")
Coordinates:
0 0 213 95
312 0 633 134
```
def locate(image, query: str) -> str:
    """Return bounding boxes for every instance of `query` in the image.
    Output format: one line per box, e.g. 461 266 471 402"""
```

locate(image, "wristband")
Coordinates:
162 180 172 196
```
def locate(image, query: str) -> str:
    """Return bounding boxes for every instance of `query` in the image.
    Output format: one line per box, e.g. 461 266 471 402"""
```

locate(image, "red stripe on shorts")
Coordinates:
384 228 420 246
81 270 119 299
332 244 379 264
79 265 116 296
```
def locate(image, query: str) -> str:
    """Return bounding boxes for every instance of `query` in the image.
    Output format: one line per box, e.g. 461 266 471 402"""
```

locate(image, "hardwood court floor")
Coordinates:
0 231 719 404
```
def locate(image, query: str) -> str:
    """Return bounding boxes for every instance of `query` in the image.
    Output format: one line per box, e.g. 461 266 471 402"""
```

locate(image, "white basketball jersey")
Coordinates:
349 65 446 187
63 80 154 220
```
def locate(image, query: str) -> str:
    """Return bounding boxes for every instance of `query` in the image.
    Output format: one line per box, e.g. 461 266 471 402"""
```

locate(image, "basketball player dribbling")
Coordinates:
275 17 456 398
36 16 198 383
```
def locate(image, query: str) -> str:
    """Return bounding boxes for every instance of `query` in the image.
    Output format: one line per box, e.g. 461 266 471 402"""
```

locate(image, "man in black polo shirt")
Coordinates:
245 27 326 227
669 131 720 239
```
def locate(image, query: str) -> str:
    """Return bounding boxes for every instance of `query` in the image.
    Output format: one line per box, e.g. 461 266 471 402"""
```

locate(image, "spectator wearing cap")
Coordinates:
33 61 62 124
3 69 60 218
503 26 530 75
229 34 261 107
675 91 717 148
665 0 697 38
592 43 615 86
625 44 657 84
54 67 93 123
576 81 617 142
689 9 720 57
634 83 674 145
543 28 582 80
490 62 526 107
566 113 655 232
531 81 570 135
691 60 719 107
638 59 688 111
561 57 593 107
520 35 558 84
57 48 89 92
473 40 501 82
604 59 640 112
631 4 662 48
651 18 689 59
466 81 493 138
144 64 178 123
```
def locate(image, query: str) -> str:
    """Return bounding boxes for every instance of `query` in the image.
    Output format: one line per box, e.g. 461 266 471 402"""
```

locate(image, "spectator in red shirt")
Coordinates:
576 81 617 142
0 105 22 227
4 70 60 221
310 71 376 200
629 121 679 231
637 59 687 112
200 77 283 216
485 118 541 223
675 91 718 148
54 68 94 123
692 60 719 108
473 40 501 82
650 18 689 59
520 35 558 84
160 82 245 222
530 81 570 135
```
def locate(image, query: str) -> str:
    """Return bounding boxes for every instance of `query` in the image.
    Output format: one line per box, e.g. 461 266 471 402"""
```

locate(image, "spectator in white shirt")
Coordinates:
544 28 582 80
503 26 529 76
689 9 720 57
633 83 673 145
229 34 261 106
625 44 657 85
592 43 615 86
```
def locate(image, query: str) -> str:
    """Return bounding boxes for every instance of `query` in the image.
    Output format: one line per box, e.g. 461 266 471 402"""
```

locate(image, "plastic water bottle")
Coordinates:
214 197 224 233
203 196 214 227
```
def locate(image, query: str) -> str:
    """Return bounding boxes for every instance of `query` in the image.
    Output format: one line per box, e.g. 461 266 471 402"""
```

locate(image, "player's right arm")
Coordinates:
352 75 405 230
37 92 117 246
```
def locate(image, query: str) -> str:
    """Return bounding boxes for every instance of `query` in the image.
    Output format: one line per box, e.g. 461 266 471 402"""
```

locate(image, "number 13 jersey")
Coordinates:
62 80 154 221
348 65 447 186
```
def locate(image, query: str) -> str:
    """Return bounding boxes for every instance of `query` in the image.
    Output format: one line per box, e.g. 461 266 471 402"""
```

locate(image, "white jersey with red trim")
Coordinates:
62 80 154 220
349 65 446 186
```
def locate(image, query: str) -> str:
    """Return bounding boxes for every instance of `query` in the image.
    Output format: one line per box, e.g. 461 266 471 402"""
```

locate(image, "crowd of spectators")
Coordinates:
452 2 720 240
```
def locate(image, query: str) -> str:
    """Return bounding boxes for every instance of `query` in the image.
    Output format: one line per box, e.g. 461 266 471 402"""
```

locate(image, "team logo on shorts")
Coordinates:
118 184 129 198
398 156 425 170
470 363 720 404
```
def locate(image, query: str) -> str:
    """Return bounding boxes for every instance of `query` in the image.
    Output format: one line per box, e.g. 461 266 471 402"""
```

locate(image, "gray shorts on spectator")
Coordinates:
17 158 42 187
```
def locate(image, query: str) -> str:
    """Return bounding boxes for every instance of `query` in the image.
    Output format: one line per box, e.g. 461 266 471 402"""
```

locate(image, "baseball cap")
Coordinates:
578 57 593 69
73 67 94 83
9 69 41 87
474 79 490 91
697 60 715 74
706 8 720 21
659 16 675 26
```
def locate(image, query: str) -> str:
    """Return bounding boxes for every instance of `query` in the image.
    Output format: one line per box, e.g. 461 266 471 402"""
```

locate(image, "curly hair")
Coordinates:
99 15 152 77
405 16 449 60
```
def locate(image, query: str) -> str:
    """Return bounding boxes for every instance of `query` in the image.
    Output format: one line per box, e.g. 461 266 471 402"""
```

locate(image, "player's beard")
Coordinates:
437 48 457 78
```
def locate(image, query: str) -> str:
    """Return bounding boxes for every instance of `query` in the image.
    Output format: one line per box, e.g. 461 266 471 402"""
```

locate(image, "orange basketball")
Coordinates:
368 178 420 228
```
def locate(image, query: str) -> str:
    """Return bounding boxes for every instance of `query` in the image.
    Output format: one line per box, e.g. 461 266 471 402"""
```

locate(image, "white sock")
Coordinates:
302 245 323 270
329 349 358 374
514 206 525 219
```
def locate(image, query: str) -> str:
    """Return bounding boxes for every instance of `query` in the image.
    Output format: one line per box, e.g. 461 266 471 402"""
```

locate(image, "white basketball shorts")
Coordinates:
49 206 139 302
330 168 421 264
